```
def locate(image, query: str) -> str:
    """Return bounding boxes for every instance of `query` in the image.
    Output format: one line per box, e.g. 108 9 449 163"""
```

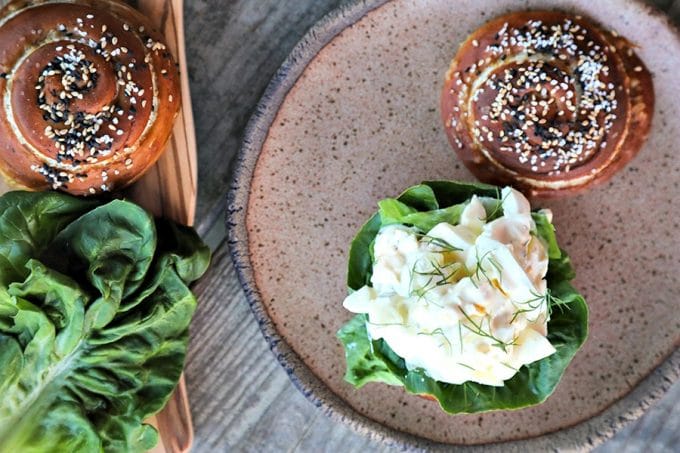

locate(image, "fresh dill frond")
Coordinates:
457 307 516 353
411 274 445 308
510 307 534 324
414 259 463 287
487 255 504 284
485 188 511 220
510 290 548 323
511 287 572 323
418 234 463 253
472 248 495 286
514 290 547 310
546 289 572 316
417 327 452 349
408 260 419 296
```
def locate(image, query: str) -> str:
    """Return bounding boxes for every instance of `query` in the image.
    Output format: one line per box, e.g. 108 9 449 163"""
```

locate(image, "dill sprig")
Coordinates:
457 307 517 353
510 307 535 324
501 362 518 372
487 255 504 284
510 290 546 323
415 259 463 286
409 262 441 306
417 234 462 253
473 249 493 283
485 188 511 220
470 248 503 288
546 289 571 316
417 327 452 349
411 281 444 308
409 258 463 306
510 288 572 323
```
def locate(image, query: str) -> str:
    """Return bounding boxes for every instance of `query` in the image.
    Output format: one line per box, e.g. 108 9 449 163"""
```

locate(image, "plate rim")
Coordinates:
227 0 680 449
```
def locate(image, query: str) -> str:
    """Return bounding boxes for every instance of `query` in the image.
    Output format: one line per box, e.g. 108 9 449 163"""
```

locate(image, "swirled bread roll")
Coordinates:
0 0 180 195
441 11 654 198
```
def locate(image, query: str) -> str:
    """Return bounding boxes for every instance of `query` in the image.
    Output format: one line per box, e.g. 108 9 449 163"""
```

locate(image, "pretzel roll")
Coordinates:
441 11 654 198
0 0 180 196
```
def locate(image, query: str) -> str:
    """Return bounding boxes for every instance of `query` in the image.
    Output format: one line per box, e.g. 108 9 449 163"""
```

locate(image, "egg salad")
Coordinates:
343 187 557 386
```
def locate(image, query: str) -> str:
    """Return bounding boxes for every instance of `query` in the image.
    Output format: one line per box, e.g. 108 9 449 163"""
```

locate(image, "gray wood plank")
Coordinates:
596 380 680 453
183 0 680 451
183 0 348 228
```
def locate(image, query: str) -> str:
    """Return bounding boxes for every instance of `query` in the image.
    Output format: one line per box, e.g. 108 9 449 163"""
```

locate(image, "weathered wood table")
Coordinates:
185 0 679 451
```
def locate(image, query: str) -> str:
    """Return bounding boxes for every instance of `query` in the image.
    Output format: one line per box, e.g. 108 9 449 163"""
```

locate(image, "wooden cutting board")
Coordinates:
0 0 198 451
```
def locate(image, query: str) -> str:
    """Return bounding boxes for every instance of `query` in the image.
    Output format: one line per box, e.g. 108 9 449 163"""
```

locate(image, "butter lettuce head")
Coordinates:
337 181 588 413
0 191 210 452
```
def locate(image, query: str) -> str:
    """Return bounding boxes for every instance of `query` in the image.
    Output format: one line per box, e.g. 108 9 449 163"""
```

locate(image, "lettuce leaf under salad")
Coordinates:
337 180 588 413
0 191 210 452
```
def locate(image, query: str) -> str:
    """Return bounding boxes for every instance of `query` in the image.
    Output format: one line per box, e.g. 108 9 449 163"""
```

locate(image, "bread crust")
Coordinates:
0 0 180 196
441 11 654 198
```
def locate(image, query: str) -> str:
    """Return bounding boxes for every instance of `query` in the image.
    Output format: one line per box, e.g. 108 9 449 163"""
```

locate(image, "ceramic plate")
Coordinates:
229 0 680 449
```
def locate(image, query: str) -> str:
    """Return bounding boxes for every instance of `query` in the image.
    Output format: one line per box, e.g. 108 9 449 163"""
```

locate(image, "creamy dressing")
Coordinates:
343 187 556 386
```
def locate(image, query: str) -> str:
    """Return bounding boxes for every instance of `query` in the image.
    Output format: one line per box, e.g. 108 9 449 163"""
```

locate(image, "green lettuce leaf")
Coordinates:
337 181 588 413
0 192 98 287
0 191 210 452
378 198 467 233
532 211 561 260
336 314 402 387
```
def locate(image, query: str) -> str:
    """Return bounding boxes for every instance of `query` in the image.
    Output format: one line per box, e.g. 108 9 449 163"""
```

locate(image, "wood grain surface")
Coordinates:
184 0 679 452
129 0 197 227
128 0 196 451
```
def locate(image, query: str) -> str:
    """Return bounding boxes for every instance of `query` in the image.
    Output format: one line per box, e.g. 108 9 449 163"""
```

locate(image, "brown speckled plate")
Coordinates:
228 0 680 449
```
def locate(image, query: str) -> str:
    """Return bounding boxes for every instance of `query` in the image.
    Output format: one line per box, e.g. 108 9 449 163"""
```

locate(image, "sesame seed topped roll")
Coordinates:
441 11 654 198
0 0 180 196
